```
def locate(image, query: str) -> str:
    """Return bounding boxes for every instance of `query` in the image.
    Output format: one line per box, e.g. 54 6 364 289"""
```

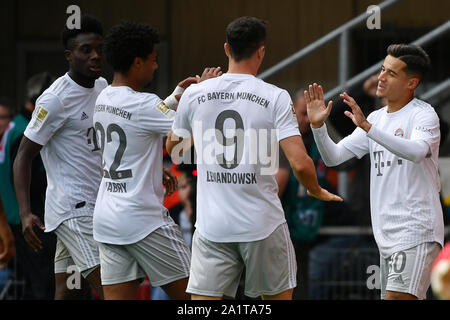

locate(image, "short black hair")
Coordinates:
226 16 267 62
386 44 431 80
26 72 54 106
104 21 160 74
61 14 103 50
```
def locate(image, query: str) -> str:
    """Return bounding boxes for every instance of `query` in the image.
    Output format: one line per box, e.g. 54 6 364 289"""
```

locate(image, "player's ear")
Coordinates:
257 45 265 60
407 76 420 91
133 57 143 70
64 49 72 62
224 43 230 58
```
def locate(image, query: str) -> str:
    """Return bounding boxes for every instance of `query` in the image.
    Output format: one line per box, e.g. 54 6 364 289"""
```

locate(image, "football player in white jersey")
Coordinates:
93 21 220 300
305 44 444 300
13 15 106 299
166 16 342 300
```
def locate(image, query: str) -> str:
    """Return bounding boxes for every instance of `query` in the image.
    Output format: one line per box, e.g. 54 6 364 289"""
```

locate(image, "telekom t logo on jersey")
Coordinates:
373 151 403 176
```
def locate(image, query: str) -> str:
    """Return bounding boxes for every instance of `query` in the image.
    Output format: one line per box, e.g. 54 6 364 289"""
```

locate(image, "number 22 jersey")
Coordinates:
92 86 174 245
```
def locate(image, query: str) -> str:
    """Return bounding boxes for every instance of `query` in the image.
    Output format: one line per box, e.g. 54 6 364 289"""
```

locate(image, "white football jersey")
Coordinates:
339 98 444 257
93 86 174 245
24 73 107 232
172 73 300 242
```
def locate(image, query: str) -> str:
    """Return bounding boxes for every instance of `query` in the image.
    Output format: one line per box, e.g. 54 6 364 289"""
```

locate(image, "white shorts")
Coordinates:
187 222 297 298
54 216 100 278
380 242 441 299
98 220 191 286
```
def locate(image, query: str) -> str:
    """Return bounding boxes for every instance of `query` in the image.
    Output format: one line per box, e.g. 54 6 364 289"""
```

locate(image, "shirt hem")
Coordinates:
196 219 286 243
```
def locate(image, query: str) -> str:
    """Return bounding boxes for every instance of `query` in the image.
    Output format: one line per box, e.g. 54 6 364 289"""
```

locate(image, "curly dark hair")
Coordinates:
104 21 160 74
387 44 431 80
226 16 267 62
61 14 103 50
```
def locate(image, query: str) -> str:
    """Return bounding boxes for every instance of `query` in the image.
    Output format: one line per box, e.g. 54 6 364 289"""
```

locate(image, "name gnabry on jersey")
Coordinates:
95 104 133 121
105 181 127 193
197 91 270 108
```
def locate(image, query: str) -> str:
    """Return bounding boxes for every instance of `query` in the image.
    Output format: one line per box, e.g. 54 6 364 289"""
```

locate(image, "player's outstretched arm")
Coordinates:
280 135 342 202
13 137 45 252
341 92 432 163
0 198 15 264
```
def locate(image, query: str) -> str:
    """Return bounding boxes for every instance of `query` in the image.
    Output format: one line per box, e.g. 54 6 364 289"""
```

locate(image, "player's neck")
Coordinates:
386 94 414 113
227 60 259 76
68 69 95 88
111 72 142 92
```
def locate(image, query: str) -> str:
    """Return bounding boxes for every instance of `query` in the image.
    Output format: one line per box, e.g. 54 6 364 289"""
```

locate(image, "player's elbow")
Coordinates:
290 154 313 176
410 153 426 164
403 143 430 163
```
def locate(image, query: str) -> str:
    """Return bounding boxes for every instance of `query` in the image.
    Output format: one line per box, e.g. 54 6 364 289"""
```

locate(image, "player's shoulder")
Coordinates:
42 73 81 107
410 98 435 113
134 91 162 106
255 78 291 105
95 77 108 90
256 77 285 93
42 74 70 99
410 98 439 121
35 82 65 111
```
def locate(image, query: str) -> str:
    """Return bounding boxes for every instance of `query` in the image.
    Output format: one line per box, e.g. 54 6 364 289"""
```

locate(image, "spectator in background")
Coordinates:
151 163 197 300
0 100 15 266
176 164 197 248
0 199 15 266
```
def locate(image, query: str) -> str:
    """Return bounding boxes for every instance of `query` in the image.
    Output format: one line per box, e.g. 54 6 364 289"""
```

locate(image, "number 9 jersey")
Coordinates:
92 85 175 245
172 73 300 243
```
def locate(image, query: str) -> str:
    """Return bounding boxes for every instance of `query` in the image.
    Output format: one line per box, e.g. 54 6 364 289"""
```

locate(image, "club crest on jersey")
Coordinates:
394 128 404 137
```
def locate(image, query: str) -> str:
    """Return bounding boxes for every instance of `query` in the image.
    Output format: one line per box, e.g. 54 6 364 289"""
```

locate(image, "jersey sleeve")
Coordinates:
139 94 176 136
24 92 66 146
171 90 193 139
274 90 300 141
411 109 440 151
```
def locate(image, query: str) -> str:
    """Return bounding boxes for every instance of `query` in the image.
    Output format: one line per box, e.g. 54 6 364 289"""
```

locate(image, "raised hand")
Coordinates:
304 83 333 128
340 92 372 132
197 67 222 83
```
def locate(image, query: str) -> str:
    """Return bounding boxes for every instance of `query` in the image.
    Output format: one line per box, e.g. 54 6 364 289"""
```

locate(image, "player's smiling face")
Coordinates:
67 33 104 79
376 55 410 102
